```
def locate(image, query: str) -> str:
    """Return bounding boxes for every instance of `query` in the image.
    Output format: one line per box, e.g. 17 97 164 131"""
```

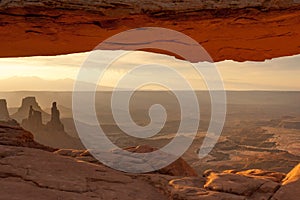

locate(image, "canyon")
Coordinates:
0 1 300 199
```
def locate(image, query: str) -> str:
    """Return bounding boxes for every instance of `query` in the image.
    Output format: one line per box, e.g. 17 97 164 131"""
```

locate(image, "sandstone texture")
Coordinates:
0 123 299 199
168 167 299 200
0 1 300 61
55 145 198 177
1 0 298 11
125 145 198 177
0 145 168 200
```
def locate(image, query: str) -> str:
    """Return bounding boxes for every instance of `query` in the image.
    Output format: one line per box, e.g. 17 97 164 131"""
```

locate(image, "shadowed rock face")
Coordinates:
22 106 44 131
20 97 41 112
0 99 10 121
19 101 82 149
0 123 54 151
12 97 49 123
0 1 300 61
21 101 64 132
46 102 64 132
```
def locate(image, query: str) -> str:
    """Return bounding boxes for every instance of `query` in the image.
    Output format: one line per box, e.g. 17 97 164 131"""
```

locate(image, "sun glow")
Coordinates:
0 51 299 91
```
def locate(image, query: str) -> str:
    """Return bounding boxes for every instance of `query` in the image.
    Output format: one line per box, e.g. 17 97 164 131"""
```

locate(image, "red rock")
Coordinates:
0 123 299 199
0 124 54 152
0 145 168 200
0 2 300 62
169 177 245 200
54 149 85 157
57 145 198 176
204 171 280 199
125 145 198 177
271 163 300 200
234 169 285 183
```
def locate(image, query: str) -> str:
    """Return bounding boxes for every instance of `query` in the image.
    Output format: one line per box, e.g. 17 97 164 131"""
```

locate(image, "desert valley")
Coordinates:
0 0 300 199
0 91 299 199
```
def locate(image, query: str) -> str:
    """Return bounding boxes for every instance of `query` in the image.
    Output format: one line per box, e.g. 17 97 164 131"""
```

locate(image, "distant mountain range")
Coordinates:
0 77 75 91
0 76 113 91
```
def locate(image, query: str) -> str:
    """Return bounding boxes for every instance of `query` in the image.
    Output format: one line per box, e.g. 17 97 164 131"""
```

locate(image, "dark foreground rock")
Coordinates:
0 124 54 151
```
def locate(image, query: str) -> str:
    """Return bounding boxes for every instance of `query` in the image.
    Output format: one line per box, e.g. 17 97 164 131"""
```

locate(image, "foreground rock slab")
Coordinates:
55 145 198 177
0 124 299 199
0 145 168 200
204 172 279 199
167 166 300 200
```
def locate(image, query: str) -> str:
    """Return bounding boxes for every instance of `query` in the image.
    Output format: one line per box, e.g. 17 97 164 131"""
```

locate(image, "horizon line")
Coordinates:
0 90 300 92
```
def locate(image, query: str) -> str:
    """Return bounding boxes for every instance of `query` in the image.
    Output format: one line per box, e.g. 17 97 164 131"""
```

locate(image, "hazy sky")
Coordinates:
0 50 299 91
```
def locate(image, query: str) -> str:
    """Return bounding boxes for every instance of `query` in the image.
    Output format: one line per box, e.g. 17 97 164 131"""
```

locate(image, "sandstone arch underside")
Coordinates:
0 0 300 62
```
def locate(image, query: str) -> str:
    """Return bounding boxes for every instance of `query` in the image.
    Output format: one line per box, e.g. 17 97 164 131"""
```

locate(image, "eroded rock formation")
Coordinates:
0 1 300 61
22 106 44 131
0 99 19 126
19 100 82 149
0 99 10 121
46 102 64 132
12 97 49 123
20 100 64 132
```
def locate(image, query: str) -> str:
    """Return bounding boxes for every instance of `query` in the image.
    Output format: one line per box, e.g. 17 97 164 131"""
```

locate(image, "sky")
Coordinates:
0 50 299 91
